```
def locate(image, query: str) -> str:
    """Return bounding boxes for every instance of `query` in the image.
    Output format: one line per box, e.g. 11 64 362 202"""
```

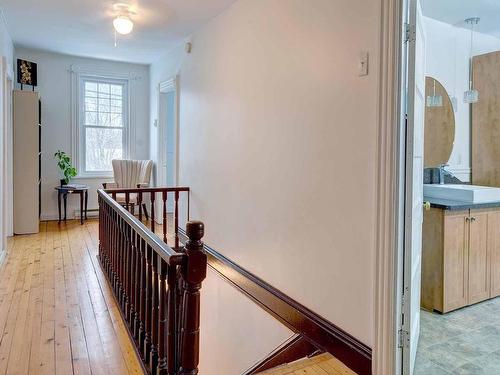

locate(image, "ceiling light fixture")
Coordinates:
113 15 133 35
113 4 134 35
464 17 480 104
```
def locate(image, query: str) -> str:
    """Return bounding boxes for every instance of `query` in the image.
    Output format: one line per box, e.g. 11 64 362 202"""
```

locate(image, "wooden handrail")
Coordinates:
98 189 207 375
105 186 190 193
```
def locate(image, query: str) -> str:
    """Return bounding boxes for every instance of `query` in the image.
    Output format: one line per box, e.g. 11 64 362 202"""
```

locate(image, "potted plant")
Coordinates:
54 150 77 186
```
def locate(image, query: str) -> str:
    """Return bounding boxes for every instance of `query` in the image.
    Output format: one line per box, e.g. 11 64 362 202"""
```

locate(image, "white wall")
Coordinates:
150 0 380 372
0 17 14 254
424 17 500 181
14 48 150 220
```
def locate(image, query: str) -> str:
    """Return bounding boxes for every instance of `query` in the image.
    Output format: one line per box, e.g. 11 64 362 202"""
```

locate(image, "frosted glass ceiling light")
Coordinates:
464 17 480 104
426 80 443 107
113 16 133 35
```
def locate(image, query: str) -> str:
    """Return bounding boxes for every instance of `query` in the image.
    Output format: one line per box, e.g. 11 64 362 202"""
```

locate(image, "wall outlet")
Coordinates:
358 52 369 76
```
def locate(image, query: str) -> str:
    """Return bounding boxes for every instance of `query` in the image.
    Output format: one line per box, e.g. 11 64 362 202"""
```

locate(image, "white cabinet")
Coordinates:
13 90 40 234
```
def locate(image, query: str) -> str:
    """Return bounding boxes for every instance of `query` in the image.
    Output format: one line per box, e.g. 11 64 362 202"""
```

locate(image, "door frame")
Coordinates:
156 75 179 188
155 75 179 223
373 0 409 374
0 56 13 254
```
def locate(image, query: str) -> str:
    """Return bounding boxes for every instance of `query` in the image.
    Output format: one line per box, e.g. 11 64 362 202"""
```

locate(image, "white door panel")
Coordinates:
403 0 426 374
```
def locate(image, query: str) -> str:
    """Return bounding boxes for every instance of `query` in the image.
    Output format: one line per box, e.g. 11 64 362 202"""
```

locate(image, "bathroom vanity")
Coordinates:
422 187 500 313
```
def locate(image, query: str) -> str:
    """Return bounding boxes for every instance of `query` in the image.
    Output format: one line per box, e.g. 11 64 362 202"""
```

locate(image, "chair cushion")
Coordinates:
112 159 153 188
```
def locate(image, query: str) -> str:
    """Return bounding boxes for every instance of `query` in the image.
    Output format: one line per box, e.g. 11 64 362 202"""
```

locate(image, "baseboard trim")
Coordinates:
178 229 372 375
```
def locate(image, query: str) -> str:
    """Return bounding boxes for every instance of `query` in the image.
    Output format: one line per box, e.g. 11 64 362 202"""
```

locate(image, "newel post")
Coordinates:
179 221 207 375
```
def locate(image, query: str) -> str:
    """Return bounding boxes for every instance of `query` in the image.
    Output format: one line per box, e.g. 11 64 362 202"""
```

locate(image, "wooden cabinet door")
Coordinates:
468 210 490 304
443 211 469 312
489 210 500 298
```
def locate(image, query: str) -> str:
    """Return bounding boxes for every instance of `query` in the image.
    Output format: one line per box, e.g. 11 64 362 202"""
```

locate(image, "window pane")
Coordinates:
111 84 122 96
85 112 97 125
85 97 97 111
85 128 123 171
110 113 123 127
98 99 110 113
98 83 110 94
85 81 97 92
99 112 111 126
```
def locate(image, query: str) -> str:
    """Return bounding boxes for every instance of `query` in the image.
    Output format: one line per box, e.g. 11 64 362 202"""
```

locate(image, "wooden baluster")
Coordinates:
144 243 153 364
112 191 117 202
187 190 190 222
150 253 159 373
124 223 131 320
174 191 180 249
157 259 168 375
129 230 137 328
179 221 207 375
151 192 156 233
113 212 119 293
167 265 178 374
133 232 141 341
126 192 130 213
163 191 168 243
139 238 147 356
121 219 127 309
139 191 143 222
119 218 125 308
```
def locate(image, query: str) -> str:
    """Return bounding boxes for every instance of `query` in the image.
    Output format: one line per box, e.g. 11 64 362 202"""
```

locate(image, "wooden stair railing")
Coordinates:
98 188 206 375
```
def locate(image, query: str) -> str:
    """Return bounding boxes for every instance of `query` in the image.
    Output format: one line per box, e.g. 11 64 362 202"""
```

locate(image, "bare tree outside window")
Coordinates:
81 78 127 172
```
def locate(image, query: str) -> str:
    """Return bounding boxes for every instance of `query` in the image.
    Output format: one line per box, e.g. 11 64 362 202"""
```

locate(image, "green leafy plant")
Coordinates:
54 150 77 185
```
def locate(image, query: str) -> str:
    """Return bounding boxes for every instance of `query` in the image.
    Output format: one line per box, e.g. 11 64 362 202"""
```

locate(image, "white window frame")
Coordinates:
75 74 130 178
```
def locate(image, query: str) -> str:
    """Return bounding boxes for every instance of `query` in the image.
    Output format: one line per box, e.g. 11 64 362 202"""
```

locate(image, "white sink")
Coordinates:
424 184 500 203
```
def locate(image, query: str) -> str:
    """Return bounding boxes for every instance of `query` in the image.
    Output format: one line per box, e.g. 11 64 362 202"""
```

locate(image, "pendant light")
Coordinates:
426 79 443 107
464 17 480 104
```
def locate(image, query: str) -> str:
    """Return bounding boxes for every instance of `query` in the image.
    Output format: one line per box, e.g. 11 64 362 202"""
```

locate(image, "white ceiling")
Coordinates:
421 0 500 38
1 0 237 64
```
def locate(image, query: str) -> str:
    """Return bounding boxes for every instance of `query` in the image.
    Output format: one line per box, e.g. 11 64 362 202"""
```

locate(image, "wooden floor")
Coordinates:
258 353 356 375
0 220 144 375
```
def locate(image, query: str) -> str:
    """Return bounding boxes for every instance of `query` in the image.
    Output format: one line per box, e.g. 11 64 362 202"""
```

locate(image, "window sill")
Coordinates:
73 175 114 180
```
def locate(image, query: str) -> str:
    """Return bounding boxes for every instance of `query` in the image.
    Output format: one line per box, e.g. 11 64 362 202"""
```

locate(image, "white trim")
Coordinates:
157 75 179 185
373 0 405 374
155 75 179 223
72 72 131 178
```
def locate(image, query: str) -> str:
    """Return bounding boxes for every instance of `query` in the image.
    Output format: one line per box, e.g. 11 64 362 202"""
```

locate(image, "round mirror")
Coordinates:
424 77 456 168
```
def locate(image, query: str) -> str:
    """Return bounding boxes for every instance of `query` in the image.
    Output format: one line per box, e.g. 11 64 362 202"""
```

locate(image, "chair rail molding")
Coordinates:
373 0 405 374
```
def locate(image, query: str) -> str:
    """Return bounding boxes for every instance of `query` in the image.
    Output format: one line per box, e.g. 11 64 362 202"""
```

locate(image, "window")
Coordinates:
78 76 128 175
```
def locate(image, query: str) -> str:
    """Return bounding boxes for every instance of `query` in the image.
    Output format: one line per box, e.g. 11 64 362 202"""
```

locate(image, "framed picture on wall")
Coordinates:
17 59 37 87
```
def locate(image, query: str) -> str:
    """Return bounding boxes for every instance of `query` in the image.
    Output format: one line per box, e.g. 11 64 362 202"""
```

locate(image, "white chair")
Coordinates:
103 159 153 218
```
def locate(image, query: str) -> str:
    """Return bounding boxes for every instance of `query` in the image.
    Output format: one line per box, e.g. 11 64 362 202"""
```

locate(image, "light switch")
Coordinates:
358 52 369 76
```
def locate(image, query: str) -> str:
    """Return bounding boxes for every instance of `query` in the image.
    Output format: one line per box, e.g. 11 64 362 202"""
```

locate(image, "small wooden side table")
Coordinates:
55 185 89 225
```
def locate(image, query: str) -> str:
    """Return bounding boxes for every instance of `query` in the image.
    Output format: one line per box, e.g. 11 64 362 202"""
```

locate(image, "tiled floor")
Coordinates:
415 297 500 374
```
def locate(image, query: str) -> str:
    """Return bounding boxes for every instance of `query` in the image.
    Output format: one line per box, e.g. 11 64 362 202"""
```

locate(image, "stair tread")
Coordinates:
257 353 357 375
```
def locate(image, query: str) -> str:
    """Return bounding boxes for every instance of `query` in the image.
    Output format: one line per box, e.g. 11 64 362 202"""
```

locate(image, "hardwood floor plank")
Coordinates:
53 223 74 375
0 220 144 375
0 235 32 374
5 231 40 374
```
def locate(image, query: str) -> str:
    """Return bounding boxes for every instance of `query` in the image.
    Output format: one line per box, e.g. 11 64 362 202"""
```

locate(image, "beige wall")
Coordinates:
150 0 381 372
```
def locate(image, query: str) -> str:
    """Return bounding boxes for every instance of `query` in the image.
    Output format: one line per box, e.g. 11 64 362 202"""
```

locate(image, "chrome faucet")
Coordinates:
438 164 449 185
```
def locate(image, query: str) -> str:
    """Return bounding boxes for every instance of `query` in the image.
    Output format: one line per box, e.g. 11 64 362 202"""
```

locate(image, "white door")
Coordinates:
403 0 426 374
155 77 178 223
